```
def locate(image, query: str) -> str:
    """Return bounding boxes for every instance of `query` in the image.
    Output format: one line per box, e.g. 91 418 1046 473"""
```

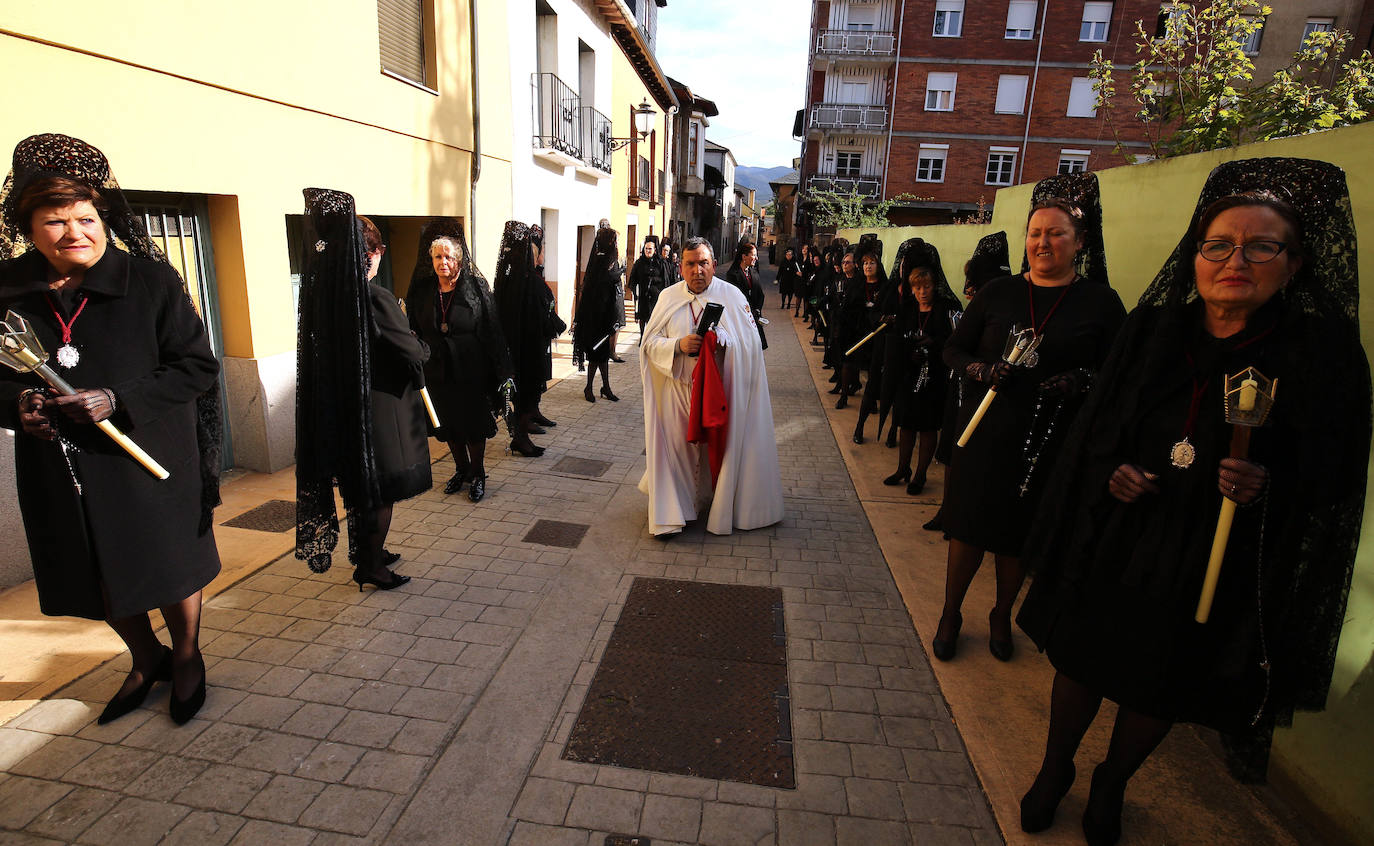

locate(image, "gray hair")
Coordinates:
682 236 714 260
429 236 463 258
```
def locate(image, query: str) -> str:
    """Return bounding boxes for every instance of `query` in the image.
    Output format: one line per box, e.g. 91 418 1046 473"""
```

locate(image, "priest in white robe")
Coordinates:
638 237 784 537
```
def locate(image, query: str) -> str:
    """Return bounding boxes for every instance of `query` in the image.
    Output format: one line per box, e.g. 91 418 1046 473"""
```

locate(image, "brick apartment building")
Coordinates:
797 0 1163 231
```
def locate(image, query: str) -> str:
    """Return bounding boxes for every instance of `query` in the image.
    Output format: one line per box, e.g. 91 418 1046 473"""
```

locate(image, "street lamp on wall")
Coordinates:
608 99 657 151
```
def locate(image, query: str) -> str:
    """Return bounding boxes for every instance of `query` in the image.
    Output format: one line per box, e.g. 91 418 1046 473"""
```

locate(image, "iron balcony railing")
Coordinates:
809 103 889 132
807 173 882 199
532 72 582 158
634 156 652 201
579 106 613 173
815 28 897 57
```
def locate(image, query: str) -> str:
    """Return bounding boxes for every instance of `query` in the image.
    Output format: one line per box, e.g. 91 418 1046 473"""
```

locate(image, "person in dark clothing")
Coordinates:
573 226 624 402
1015 160 1368 845
881 239 961 494
823 247 855 373
406 219 513 504
659 240 680 289
630 236 666 337
494 220 552 457
726 240 767 350
935 188 1126 665
777 246 802 312
836 247 886 421
527 225 561 431
0 134 223 726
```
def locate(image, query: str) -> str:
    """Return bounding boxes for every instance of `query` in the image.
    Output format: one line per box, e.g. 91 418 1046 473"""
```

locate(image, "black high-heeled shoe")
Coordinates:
510 440 545 458
443 472 466 495
989 610 1015 662
922 510 944 532
611 355 626 363
600 386 619 402
98 646 172 725
1082 765 1125 846
883 467 912 486
532 413 557 427
885 430 898 448
852 428 865 444
349 548 402 568
907 473 927 496
584 386 596 403
524 422 547 435
169 653 206 726
1021 761 1077 833
352 568 411 592
469 474 487 503
932 611 962 661
835 395 848 410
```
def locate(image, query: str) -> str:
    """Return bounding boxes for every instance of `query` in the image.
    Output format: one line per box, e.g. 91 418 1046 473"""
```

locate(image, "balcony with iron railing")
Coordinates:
578 106 613 175
532 72 582 166
808 103 889 134
806 173 882 199
815 28 897 58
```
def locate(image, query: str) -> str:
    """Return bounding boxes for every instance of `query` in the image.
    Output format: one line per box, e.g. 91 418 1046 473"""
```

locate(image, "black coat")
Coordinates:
630 255 667 324
726 264 767 349
0 248 221 619
367 283 431 502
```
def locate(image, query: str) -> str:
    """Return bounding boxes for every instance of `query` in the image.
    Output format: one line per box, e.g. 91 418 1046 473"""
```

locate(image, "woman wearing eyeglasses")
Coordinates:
1015 160 1369 845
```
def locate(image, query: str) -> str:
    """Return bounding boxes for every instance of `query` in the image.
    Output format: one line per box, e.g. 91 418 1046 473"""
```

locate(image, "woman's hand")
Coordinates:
47 389 116 425
17 391 55 440
1219 458 1268 505
1108 464 1160 503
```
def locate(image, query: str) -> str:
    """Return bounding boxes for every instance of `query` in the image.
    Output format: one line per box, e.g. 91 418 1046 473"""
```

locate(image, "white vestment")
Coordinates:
638 277 784 535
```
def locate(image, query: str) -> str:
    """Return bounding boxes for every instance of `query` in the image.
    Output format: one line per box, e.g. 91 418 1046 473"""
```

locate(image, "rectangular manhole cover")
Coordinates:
221 500 296 533
551 456 613 478
564 578 794 788
523 519 590 548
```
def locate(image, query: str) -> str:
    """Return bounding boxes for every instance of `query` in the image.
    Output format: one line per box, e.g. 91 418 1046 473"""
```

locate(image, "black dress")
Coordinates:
0 248 221 619
407 276 500 442
367 283 431 502
941 274 1125 556
630 255 666 325
573 263 623 365
837 278 884 369
884 291 956 431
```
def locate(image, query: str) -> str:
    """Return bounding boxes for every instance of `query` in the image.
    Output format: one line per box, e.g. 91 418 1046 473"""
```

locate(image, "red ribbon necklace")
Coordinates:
1171 325 1277 469
46 292 88 368
1026 276 1073 339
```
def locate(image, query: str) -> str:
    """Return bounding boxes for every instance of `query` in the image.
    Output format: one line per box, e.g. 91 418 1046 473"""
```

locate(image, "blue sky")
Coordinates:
655 1 811 169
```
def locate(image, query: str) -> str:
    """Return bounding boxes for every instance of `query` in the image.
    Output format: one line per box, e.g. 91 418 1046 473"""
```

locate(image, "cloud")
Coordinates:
655 1 810 168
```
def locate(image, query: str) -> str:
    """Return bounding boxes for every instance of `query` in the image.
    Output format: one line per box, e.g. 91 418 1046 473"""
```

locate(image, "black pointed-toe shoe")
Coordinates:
99 646 172 725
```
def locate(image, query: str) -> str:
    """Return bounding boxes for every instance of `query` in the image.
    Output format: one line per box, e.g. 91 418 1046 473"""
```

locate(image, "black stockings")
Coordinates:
351 504 395 578
938 539 1025 643
894 428 938 478
585 361 610 393
107 590 204 700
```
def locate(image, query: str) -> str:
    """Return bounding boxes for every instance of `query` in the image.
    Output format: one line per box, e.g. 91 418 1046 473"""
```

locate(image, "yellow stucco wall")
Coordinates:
608 44 672 265
842 120 1374 845
2 0 511 361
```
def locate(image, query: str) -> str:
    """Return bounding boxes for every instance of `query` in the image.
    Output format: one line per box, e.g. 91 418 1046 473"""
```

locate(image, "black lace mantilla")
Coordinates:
1020 172 1110 286
967 230 1011 290
0 133 223 532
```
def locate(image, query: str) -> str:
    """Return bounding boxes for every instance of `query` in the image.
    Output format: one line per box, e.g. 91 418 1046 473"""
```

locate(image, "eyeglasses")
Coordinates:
1197 239 1288 263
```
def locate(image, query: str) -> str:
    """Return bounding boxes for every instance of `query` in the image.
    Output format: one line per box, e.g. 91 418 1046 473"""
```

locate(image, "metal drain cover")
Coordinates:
564 578 794 788
551 456 613 478
222 500 296 533
523 519 590 548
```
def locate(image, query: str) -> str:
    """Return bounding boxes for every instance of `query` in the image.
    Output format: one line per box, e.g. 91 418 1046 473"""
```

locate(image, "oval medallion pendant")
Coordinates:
56 344 80 369
1170 438 1196 469
1021 349 1040 369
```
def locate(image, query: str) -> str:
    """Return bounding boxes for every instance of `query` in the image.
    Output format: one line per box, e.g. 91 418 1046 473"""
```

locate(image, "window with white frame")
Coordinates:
925 72 957 111
839 78 872 104
1302 17 1334 46
1006 1 1036 39
1067 77 1098 117
986 148 1017 185
934 0 964 37
995 75 1029 114
1241 17 1264 55
1080 2 1112 42
835 151 862 177
917 145 948 182
847 5 878 30
1058 150 1090 174
1154 3 1182 40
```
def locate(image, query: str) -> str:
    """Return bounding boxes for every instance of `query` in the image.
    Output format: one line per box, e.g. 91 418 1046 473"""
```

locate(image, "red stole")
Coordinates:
686 329 729 484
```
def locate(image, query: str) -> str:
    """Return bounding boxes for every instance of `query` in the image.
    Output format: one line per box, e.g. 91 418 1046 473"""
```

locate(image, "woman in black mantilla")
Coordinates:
406 219 513 504
822 245 855 379
573 225 623 402
0 133 223 726
880 239 961 495
836 242 887 430
1015 159 1370 845
296 191 429 592
936 175 1126 665
777 245 802 312
630 235 665 337
494 220 552 458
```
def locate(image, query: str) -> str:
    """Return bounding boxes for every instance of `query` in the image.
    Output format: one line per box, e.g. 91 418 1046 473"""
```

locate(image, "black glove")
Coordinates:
967 360 1015 387
1037 368 1094 397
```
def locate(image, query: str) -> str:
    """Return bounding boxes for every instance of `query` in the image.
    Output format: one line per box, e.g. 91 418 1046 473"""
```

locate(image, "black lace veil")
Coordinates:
1020 172 1109 285
295 188 379 573
0 133 223 532
967 230 1011 292
895 238 960 312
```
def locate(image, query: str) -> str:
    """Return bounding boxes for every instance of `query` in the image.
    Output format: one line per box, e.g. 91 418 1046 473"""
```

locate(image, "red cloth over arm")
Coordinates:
686 330 730 484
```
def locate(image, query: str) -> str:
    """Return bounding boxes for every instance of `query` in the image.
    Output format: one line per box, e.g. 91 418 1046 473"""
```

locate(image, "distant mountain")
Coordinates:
734 165 793 205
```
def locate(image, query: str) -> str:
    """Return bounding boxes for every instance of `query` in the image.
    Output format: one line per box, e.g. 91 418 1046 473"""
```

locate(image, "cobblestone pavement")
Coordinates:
0 274 1002 845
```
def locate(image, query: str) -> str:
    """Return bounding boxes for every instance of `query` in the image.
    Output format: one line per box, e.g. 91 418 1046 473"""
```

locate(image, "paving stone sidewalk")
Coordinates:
0 271 1002 845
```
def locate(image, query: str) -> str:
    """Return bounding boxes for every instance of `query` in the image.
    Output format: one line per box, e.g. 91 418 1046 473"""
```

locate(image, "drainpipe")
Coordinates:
1018 0 1048 185
469 0 483 260
881 0 906 200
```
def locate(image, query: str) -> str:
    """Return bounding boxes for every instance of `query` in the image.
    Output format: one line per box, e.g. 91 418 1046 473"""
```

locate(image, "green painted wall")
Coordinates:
842 121 1374 845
